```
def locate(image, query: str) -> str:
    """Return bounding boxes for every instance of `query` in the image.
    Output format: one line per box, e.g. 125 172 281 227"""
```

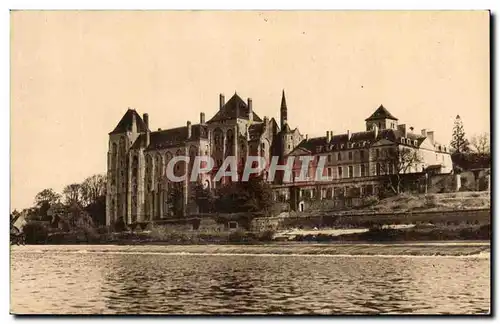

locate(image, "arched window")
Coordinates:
111 143 118 168
214 128 223 149
226 129 234 155
155 153 163 180
145 155 153 191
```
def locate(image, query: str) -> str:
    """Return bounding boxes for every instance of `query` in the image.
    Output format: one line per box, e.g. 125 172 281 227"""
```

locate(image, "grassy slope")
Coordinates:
367 191 490 213
306 191 490 215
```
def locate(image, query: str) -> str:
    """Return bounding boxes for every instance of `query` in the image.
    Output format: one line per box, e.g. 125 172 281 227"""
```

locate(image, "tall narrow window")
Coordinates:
337 152 342 161
327 154 332 162
338 166 343 178
376 149 380 159
360 150 365 160
361 164 366 177
376 163 381 175
327 168 332 177
348 151 353 160
348 166 353 178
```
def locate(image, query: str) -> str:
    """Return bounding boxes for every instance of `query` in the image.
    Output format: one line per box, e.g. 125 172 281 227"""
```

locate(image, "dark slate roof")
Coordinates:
365 105 398 121
131 124 209 150
280 123 292 133
290 128 426 155
281 89 287 110
109 109 148 135
207 93 263 123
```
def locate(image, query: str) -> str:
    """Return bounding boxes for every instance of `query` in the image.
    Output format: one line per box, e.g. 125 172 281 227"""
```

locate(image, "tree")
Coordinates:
214 175 274 213
191 182 214 213
166 182 185 218
470 133 490 155
62 183 82 206
80 174 107 226
34 188 61 207
379 146 423 194
80 174 106 207
450 115 470 153
34 188 61 221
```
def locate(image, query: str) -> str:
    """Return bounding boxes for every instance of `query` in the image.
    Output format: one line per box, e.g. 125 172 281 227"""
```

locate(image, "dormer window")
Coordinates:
400 138 405 144
414 140 418 146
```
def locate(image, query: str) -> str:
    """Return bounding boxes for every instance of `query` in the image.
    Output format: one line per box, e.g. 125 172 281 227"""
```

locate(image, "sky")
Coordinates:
10 11 490 211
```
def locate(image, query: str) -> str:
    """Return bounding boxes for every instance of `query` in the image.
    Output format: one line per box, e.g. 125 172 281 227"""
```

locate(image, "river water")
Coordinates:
10 244 490 315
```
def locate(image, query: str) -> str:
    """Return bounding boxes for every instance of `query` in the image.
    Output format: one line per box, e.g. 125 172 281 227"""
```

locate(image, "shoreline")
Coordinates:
12 241 491 257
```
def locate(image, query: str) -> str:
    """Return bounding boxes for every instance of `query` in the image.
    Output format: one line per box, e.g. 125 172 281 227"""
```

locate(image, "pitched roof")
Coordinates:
109 109 149 135
365 105 398 121
131 124 209 150
207 93 262 123
289 128 425 155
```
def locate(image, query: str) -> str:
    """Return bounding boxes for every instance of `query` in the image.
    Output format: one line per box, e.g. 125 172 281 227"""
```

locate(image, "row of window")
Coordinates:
319 147 403 164
327 164 367 179
325 150 366 162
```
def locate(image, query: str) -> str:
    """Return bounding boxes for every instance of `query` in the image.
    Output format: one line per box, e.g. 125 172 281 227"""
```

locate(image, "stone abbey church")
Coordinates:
106 91 452 226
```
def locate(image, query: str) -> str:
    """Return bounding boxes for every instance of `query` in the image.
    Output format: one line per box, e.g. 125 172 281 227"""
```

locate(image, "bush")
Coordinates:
114 218 129 232
424 195 438 208
361 195 379 208
257 230 275 242
96 226 111 235
23 222 49 244
228 230 250 243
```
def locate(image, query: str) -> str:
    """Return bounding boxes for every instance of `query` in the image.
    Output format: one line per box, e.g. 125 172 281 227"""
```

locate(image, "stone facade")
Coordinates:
106 92 291 225
106 91 452 225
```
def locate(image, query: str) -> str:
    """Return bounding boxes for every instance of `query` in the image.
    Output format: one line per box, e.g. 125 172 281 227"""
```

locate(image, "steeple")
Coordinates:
280 89 288 128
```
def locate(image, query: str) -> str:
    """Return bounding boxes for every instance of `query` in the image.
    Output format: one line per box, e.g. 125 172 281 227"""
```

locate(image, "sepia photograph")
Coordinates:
9 9 491 315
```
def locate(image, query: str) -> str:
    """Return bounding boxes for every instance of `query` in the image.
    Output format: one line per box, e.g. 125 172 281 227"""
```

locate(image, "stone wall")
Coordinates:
250 208 491 231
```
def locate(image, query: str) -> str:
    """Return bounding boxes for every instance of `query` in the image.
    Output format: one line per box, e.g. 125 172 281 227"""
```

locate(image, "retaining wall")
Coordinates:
251 208 491 231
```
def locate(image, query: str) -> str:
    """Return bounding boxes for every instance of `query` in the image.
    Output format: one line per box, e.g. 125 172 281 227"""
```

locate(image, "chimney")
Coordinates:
187 121 192 139
410 126 414 132
426 130 434 143
131 111 137 133
200 112 205 124
347 130 351 140
247 98 253 121
146 128 150 147
398 124 407 137
326 131 331 142
305 134 308 140
143 113 149 130
421 128 427 137
219 94 225 110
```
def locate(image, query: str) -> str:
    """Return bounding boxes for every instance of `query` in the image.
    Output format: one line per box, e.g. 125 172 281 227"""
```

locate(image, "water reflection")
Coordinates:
11 247 490 315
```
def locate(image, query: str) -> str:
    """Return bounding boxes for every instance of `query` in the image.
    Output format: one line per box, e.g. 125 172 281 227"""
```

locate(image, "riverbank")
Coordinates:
29 223 488 245
11 241 490 257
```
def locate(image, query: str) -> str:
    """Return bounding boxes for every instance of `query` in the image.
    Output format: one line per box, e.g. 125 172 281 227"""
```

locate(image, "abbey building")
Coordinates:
106 91 452 225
